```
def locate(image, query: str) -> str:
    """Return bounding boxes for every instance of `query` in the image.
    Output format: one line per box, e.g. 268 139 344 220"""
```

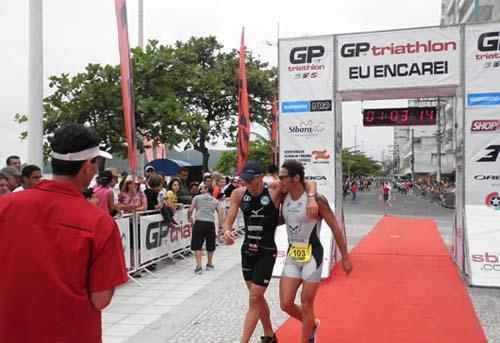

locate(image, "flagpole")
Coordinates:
28 0 44 167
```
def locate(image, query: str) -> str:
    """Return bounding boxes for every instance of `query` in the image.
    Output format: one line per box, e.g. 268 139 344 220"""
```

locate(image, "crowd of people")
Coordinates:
0 124 353 343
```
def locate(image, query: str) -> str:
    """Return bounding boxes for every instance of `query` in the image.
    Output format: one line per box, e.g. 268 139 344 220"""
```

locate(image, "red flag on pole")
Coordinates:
114 0 137 173
237 28 250 175
271 93 279 166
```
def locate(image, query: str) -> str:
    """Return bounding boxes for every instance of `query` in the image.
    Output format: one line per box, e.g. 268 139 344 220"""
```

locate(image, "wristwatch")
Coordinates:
307 193 316 198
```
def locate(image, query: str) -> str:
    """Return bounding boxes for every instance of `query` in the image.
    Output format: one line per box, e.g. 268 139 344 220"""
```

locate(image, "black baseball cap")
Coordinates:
240 160 263 181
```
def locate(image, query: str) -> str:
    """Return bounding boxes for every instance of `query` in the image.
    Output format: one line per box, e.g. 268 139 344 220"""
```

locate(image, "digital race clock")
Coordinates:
362 107 437 127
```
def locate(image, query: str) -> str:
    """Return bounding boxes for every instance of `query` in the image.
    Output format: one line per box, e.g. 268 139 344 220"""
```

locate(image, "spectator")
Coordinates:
119 171 128 192
263 164 279 184
5 155 21 172
188 183 224 274
0 123 127 342
211 173 224 200
0 173 10 196
105 167 121 205
0 166 21 191
144 166 155 180
166 178 182 208
178 167 193 204
13 164 42 192
189 181 200 198
199 172 212 191
94 170 121 216
351 181 358 202
223 176 240 199
144 173 164 211
119 175 147 212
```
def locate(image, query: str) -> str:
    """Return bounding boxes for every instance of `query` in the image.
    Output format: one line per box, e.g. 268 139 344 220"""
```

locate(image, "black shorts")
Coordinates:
241 250 276 287
190 221 216 252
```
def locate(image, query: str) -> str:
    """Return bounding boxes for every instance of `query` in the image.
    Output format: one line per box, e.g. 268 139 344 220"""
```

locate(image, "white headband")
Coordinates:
51 146 113 161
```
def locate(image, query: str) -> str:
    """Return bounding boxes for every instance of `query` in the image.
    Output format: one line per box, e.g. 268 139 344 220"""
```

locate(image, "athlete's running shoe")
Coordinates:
206 263 214 270
260 333 278 343
309 319 321 343
194 266 203 274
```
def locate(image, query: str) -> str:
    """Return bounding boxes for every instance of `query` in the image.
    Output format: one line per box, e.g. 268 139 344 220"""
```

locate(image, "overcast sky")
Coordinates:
0 0 442 166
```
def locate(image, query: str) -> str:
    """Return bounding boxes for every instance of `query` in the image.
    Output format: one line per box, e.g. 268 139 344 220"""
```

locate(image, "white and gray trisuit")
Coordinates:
282 192 324 283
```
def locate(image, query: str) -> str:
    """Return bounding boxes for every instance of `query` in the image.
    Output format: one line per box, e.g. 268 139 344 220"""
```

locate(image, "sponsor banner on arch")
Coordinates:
465 22 500 107
279 36 335 204
337 26 460 92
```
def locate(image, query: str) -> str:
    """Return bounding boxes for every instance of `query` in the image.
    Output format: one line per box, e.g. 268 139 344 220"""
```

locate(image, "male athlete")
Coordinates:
223 160 318 343
279 160 353 343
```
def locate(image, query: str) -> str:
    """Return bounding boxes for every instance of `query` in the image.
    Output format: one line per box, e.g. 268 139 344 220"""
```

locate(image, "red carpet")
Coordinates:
276 215 487 343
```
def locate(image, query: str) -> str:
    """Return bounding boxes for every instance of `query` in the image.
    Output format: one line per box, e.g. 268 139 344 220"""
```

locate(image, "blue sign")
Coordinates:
467 92 500 107
282 101 310 113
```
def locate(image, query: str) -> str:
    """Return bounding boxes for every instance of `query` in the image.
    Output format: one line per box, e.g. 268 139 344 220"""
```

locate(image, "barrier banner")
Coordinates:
464 22 500 287
337 26 460 93
276 35 335 278
139 210 192 264
115 217 132 269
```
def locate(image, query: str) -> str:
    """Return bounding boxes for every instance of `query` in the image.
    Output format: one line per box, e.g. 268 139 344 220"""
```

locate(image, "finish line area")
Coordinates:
276 215 487 343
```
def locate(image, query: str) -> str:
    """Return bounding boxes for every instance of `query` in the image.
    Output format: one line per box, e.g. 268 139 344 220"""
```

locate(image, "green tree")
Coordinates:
173 36 277 172
215 139 272 175
343 149 383 177
16 38 276 172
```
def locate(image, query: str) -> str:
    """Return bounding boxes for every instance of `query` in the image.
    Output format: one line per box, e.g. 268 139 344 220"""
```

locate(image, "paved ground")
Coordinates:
103 190 500 343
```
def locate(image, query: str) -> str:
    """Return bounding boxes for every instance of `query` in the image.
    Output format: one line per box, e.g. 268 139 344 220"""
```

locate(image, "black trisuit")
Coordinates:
239 184 280 287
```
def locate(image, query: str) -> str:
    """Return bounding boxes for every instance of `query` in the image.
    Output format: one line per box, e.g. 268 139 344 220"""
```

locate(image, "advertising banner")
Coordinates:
337 26 461 92
277 35 335 278
115 217 132 269
139 211 192 264
279 35 335 205
464 22 500 286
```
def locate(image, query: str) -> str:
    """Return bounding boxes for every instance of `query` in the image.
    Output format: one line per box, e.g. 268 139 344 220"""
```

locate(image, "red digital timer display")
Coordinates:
362 107 437 127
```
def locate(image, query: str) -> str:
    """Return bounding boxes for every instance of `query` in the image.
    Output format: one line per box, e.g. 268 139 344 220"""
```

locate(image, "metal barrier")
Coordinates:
115 202 245 286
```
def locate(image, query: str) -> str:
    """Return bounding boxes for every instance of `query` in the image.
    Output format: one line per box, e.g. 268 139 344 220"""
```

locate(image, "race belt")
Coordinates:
288 243 312 263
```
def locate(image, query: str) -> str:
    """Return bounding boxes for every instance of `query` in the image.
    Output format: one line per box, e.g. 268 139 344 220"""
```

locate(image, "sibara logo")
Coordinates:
472 252 500 272
288 120 326 136
485 192 500 210
471 119 500 132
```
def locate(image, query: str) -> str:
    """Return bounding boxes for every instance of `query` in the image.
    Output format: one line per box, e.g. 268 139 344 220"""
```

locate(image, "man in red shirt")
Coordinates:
0 123 128 343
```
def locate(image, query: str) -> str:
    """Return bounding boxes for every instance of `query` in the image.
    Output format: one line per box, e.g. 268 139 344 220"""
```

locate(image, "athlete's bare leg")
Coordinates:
241 282 273 343
300 281 320 343
279 276 303 321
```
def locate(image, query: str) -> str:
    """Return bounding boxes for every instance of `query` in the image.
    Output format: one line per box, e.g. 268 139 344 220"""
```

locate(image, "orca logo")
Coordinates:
290 46 325 64
478 32 500 52
304 175 327 181
340 42 371 57
477 145 500 162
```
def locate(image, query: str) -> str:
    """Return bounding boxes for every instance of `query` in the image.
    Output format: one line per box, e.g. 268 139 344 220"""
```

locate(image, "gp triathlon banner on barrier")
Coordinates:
116 217 132 269
337 26 461 92
276 36 335 279
139 211 192 263
464 22 500 286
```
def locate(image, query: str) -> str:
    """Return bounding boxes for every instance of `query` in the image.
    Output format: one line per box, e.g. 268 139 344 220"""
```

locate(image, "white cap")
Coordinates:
203 172 211 178
52 146 112 161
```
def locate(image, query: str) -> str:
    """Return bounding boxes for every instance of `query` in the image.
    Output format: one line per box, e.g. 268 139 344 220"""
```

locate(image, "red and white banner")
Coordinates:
114 0 137 173
237 28 250 175
337 26 461 93
464 22 500 287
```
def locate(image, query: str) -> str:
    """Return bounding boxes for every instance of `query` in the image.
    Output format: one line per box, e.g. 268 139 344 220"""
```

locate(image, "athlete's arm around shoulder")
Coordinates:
222 186 245 244
316 194 353 275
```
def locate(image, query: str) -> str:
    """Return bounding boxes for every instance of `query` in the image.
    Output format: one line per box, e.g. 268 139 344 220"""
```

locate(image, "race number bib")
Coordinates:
288 243 312 263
